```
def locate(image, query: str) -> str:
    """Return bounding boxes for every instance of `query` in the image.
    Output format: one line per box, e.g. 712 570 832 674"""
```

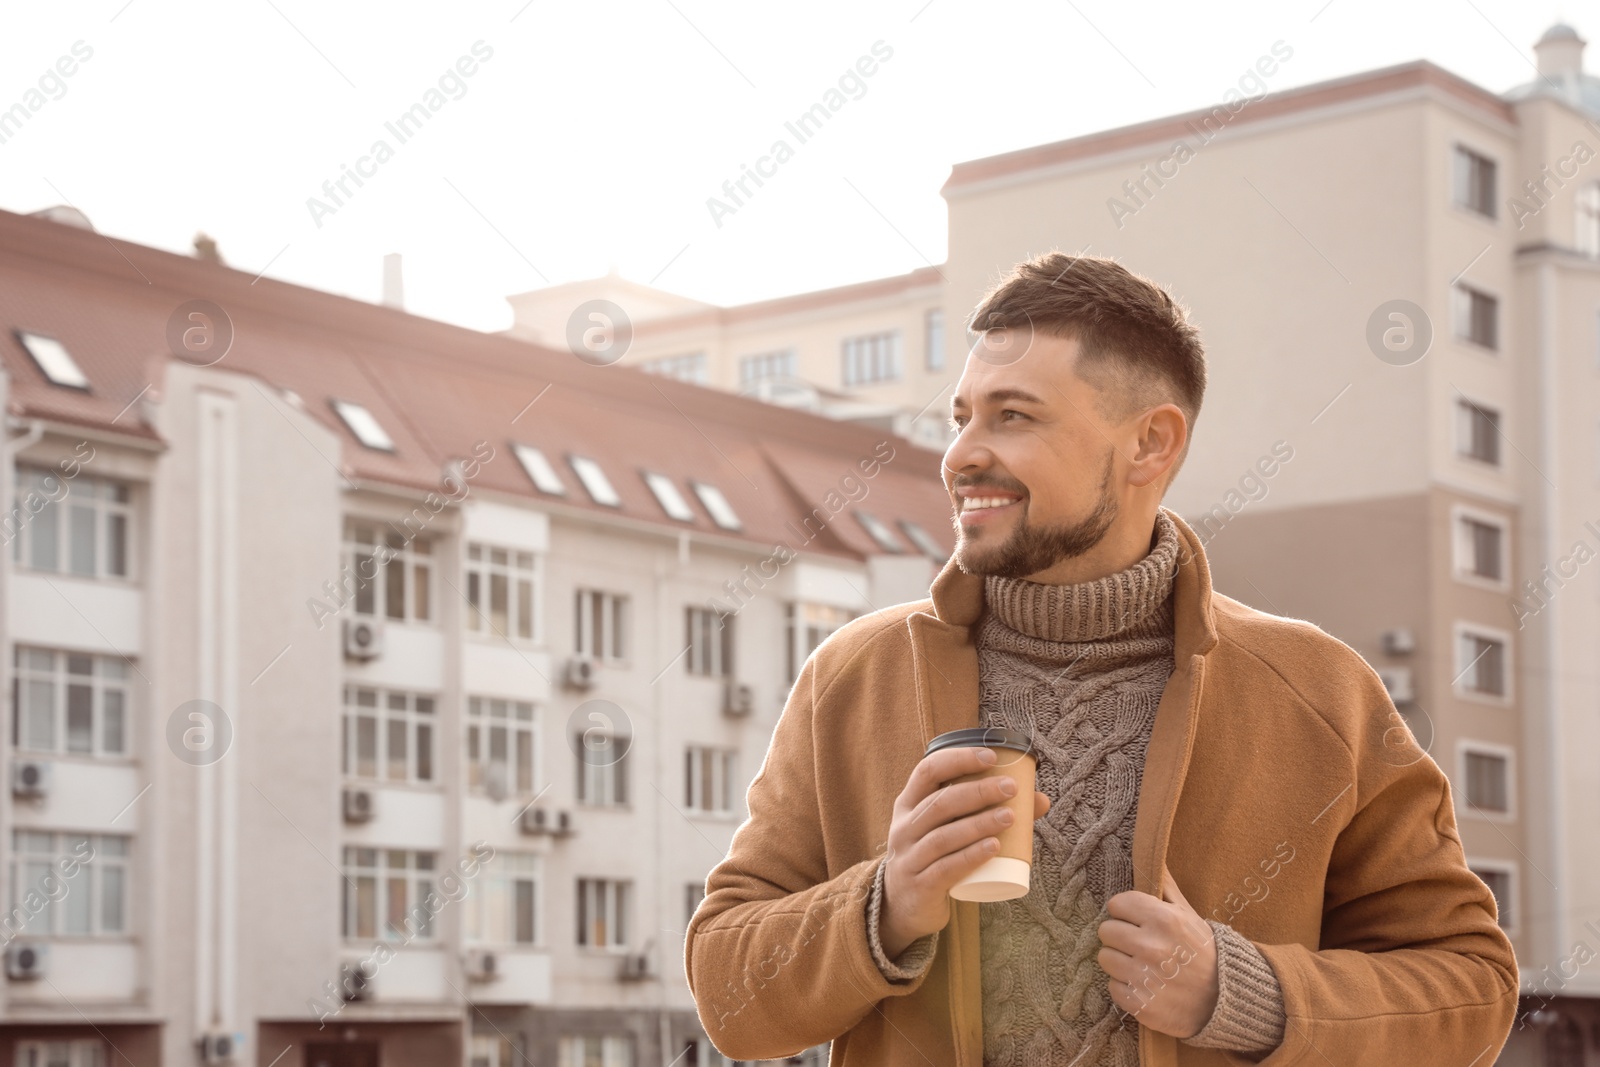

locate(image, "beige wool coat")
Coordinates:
684 506 1518 1065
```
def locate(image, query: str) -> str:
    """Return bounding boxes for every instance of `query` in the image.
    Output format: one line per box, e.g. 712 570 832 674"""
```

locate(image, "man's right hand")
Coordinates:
879 746 1051 958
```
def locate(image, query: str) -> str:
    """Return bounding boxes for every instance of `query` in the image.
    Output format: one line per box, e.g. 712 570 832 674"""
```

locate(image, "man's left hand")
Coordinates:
1097 869 1219 1038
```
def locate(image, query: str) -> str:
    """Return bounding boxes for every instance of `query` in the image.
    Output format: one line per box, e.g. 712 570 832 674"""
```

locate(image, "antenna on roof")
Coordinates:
382 253 405 310
193 232 224 264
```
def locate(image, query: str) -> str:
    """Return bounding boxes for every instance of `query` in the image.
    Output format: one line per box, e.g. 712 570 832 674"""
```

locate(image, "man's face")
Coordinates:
942 328 1127 580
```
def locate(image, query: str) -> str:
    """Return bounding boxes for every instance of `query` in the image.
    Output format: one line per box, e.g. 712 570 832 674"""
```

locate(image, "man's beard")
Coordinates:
953 449 1118 579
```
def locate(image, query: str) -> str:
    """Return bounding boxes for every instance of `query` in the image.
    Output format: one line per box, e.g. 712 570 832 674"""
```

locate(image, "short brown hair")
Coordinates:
968 252 1206 477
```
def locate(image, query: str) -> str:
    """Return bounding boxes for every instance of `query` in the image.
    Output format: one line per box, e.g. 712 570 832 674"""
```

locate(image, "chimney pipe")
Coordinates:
382 253 404 310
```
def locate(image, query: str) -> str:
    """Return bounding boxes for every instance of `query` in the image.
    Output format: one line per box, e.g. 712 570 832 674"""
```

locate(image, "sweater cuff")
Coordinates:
865 855 939 982
1183 920 1286 1056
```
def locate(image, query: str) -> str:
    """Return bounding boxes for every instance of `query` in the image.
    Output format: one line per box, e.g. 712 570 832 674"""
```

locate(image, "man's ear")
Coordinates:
1128 404 1187 490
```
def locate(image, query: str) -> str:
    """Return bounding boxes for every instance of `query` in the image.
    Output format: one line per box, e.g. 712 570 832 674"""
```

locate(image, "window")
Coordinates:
1453 510 1506 584
575 729 629 807
9 832 128 937
342 847 437 941
1462 747 1511 814
786 602 855 682
639 352 708 384
569 455 621 507
465 543 539 641
854 510 905 553
558 1036 633 1067
1452 145 1496 218
899 520 948 561
1469 862 1515 931
840 331 900 386
690 481 741 531
575 878 630 949
1455 627 1509 699
344 521 434 622
575 589 627 662
13 647 131 758
1452 284 1498 349
1577 182 1600 258
926 308 946 371
643 472 695 522
684 746 736 814
469 1035 523 1067
331 399 396 452
15 1041 107 1067
685 882 706 927
342 686 436 783
1455 400 1501 466
466 851 539 946
15 331 89 389
739 348 797 387
684 607 732 677
465 696 537 796
513 443 567 496
11 470 132 579
679 1038 728 1067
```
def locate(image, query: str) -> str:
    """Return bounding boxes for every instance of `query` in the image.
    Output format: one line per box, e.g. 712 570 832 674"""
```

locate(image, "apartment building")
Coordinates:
0 206 951 1066
937 21 1600 1067
505 266 954 453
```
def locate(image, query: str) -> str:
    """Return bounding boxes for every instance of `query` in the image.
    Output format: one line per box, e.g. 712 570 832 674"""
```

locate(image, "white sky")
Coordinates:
0 0 1578 332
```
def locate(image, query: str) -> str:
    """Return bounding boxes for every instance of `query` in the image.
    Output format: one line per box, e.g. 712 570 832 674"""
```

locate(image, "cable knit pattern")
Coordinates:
973 511 1182 1067
1184 921 1287 1056
866 854 940 981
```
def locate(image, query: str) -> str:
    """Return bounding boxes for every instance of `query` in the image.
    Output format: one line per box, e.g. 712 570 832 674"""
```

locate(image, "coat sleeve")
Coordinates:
1244 684 1520 1066
684 652 937 1060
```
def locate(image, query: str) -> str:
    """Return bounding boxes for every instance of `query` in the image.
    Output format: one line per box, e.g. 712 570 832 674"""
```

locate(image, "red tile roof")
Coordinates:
0 208 954 564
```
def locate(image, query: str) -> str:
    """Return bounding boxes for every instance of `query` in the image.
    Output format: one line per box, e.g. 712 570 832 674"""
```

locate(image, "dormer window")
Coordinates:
16 331 88 389
331 400 396 452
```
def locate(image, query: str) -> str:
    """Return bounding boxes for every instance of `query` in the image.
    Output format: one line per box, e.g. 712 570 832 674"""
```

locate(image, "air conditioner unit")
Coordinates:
618 953 651 981
1377 667 1415 703
520 806 575 838
722 681 754 718
464 949 498 981
342 788 376 824
563 657 597 691
1380 628 1416 656
5 942 47 981
344 617 384 661
12 760 49 799
339 961 374 1002
199 1032 237 1065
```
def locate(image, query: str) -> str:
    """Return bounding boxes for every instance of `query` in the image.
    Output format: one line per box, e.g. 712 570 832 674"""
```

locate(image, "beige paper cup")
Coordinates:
925 727 1036 902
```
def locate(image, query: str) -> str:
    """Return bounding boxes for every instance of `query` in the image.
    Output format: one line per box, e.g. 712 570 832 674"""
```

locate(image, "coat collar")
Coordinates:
923 504 1220 663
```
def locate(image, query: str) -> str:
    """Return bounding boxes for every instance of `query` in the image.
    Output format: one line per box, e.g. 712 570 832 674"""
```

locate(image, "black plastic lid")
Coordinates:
924 727 1034 757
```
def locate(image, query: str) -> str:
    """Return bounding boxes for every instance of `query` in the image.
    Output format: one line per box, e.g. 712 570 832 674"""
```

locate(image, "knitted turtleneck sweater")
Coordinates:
866 510 1287 1065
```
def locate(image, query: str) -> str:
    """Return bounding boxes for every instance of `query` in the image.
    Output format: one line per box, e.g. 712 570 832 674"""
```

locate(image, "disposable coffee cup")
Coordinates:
925 727 1036 902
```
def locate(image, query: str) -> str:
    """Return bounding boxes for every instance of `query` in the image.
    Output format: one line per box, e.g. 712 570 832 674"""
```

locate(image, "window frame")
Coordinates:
639 352 708 384
12 646 133 759
839 330 901 387
1449 504 1510 591
1450 143 1498 221
9 831 130 939
343 520 435 623
738 348 798 388
574 878 631 951
464 542 541 644
786 601 855 683
925 307 946 372
574 588 628 663
1576 181 1600 258
15 330 90 390
465 695 539 797
14 1039 110 1067
1450 282 1500 351
11 468 135 582
1453 396 1503 468
340 846 439 943
574 730 630 808
465 850 541 948
683 745 737 816
341 685 439 785
331 399 397 452
1457 739 1515 822
684 606 733 678
1452 621 1513 705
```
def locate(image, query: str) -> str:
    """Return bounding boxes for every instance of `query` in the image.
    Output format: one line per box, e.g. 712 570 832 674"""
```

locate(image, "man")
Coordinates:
684 253 1518 1065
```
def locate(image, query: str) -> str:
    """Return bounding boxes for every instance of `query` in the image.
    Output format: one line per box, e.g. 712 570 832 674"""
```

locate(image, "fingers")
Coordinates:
905 773 1016 844
1034 791 1051 818
903 747 995 809
1105 888 1164 923
902 798 1014 877
916 833 1003 891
